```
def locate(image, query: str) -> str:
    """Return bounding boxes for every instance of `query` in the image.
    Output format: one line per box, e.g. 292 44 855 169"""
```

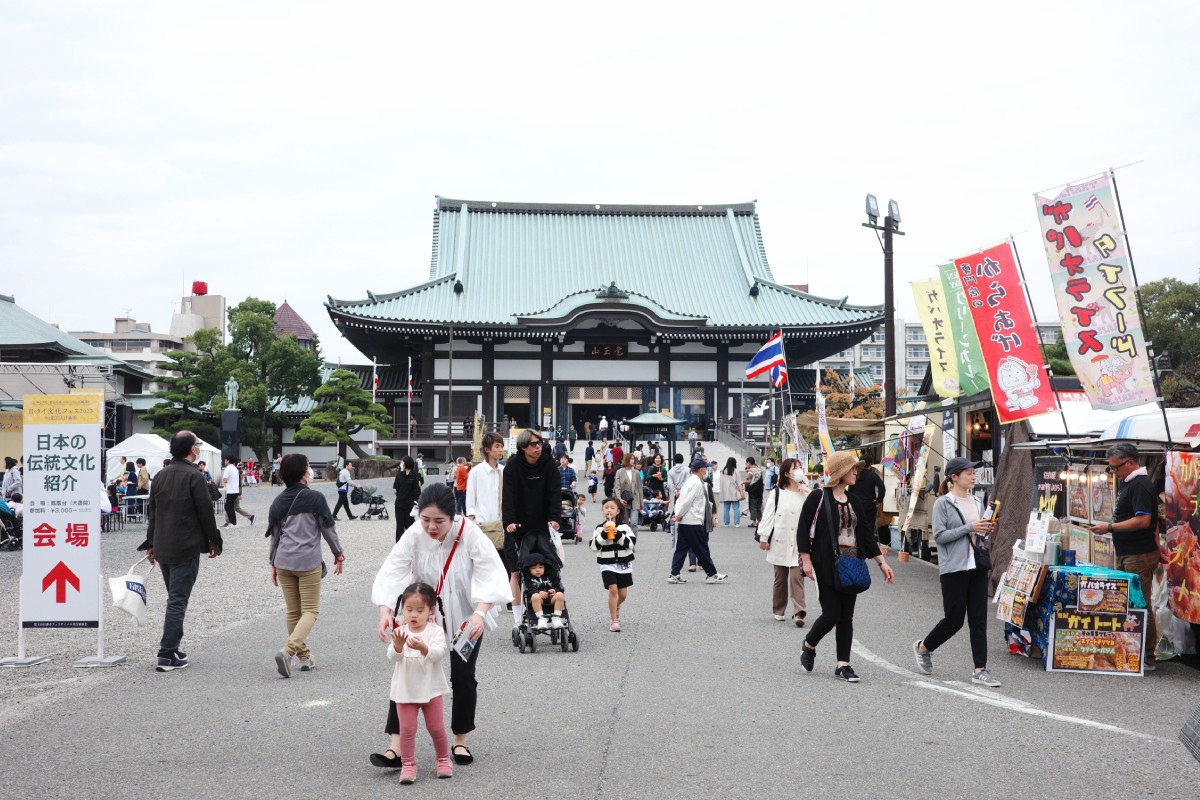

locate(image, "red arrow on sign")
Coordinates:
42 561 80 603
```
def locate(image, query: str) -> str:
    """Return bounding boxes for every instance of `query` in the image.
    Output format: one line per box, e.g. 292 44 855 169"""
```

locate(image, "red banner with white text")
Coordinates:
951 243 1059 424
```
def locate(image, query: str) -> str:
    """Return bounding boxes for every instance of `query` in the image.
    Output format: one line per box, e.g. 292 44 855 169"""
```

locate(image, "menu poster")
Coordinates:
1088 466 1115 522
1025 511 1052 553
1048 608 1146 675
1067 466 1090 521
1162 451 1200 623
1077 576 1130 614
1091 533 1116 569
1031 456 1068 517
995 556 1046 626
1066 524 1092 564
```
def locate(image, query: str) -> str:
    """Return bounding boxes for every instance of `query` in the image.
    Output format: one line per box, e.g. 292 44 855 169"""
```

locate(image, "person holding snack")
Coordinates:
912 457 1001 687
590 497 637 631
386 582 452 784
371 484 511 769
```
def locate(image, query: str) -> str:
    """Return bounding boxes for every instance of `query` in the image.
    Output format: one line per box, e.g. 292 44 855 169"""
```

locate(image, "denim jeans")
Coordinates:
722 500 741 526
159 556 201 658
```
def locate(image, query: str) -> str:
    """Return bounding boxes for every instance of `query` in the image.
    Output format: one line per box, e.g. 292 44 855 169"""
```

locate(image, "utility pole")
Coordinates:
863 195 905 417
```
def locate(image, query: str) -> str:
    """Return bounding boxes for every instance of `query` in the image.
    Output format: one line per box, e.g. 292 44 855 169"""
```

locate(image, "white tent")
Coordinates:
105 433 221 481
1099 407 1200 448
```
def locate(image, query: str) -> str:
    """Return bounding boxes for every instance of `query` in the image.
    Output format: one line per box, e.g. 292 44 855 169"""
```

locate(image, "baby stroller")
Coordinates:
358 485 389 520
511 552 579 654
641 485 667 531
560 488 581 543
0 508 21 551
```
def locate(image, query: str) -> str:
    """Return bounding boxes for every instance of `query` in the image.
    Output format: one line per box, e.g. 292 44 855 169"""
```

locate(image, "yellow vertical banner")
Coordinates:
911 280 961 398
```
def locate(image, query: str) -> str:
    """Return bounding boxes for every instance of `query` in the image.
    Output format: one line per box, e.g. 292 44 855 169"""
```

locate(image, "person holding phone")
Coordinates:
912 457 1001 687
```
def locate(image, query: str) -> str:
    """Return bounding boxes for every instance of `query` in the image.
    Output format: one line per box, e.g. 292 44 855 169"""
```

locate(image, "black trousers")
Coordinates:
921 567 990 669
333 492 354 519
224 494 238 525
395 509 414 542
805 581 859 663
386 632 484 736
670 524 716 577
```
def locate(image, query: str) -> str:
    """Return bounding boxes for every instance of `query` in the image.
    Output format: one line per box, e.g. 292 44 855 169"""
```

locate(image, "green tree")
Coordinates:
1043 338 1077 380
144 327 224 444
1142 277 1200 406
221 298 322 463
294 369 391 458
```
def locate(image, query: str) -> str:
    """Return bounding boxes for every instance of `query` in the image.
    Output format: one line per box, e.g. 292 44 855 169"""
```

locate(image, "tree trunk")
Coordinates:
347 439 370 459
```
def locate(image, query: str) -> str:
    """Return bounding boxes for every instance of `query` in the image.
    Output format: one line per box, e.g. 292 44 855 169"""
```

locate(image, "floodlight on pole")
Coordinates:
862 193 905 416
865 194 879 226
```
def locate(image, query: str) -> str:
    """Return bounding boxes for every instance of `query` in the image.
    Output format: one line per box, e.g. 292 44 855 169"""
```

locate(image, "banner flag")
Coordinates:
1163 451 1200 623
1035 174 1156 410
937 262 990 396
951 242 1058 424
912 280 960 397
815 374 834 481
746 331 786 379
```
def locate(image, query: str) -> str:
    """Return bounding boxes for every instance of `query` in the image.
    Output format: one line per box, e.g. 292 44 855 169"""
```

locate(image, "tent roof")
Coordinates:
625 412 689 427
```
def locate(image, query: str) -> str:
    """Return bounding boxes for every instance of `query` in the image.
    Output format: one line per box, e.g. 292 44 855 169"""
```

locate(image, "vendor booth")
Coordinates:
105 433 221 481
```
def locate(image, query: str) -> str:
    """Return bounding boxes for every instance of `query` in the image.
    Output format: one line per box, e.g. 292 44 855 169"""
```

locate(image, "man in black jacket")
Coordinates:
848 454 887 544
503 428 562 572
139 431 223 672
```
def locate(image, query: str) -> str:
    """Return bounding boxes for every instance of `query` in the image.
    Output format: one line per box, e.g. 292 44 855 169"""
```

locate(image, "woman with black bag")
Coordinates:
912 457 1001 687
797 451 894 683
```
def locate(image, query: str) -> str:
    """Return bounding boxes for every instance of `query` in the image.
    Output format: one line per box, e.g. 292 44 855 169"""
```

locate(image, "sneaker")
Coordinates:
773 614 787 621
834 665 860 683
705 573 728 584
549 615 565 630
971 668 1001 687
436 757 453 779
1144 662 1157 672
156 654 189 672
220 523 233 528
399 764 417 784
912 640 933 675
800 644 815 672
535 616 549 631
296 655 316 671
609 620 621 632
666 574 687 584
275 650 294 678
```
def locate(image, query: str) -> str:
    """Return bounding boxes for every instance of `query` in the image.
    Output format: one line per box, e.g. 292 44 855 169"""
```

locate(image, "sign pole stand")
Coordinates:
74 575 125 668
1 585 51 668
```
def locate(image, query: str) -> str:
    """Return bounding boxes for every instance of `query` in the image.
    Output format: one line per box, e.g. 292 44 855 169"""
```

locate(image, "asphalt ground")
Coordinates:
1 483 1198 799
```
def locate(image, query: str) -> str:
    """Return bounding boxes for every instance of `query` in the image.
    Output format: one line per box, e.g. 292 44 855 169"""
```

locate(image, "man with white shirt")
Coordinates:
468 432 519 624
669 457 727 585
221 456 254 528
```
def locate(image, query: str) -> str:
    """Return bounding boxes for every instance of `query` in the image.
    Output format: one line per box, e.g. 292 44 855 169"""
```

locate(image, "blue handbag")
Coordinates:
823 490 871 594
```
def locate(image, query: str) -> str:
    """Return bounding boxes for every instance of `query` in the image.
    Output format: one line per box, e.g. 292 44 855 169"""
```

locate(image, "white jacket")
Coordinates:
760 486 810 567
673 474 711 525
387 623 450 704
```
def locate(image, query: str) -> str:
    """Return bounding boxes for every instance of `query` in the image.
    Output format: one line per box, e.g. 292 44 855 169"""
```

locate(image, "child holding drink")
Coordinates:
589 497 636 632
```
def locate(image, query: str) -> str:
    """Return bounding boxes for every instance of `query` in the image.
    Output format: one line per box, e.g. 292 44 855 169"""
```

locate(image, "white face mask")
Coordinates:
305 468 315 483
791 469 805 482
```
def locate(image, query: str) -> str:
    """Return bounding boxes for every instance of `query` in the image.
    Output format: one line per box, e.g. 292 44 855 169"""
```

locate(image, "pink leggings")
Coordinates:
397 696 450 763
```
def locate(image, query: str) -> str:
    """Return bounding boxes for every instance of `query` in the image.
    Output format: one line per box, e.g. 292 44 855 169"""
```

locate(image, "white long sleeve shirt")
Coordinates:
673 474 711 525
465 461 503 523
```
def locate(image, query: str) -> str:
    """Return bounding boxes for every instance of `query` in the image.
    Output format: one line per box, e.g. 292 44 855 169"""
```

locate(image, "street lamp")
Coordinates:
863 194 905 417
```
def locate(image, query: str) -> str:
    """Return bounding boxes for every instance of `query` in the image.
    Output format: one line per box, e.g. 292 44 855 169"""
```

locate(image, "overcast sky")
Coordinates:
3 1 1197 364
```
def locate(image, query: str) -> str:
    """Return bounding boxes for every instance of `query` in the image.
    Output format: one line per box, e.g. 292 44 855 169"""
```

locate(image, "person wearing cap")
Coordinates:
797 451 894 683
912 457 1000 687
668 457 728 584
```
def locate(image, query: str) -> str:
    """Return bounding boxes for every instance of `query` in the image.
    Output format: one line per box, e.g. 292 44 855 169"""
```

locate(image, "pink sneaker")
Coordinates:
399 764 417 785
436 757 453 779
610 620 621 632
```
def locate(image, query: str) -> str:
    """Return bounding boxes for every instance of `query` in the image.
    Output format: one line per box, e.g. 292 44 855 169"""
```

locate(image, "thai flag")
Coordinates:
1084 194 1099 210
746 331 787 379
407 357 414 400
770 363 788 388
372 358 379 401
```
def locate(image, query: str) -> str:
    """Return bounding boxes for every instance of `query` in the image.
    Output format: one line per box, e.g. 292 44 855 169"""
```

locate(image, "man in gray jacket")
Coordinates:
139 431 223 672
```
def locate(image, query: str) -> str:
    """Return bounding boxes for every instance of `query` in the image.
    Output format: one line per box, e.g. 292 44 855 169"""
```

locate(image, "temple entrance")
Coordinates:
567 386 643 443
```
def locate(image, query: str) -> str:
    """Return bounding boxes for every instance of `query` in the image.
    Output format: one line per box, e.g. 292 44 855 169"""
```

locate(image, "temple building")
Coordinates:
326 199 882 459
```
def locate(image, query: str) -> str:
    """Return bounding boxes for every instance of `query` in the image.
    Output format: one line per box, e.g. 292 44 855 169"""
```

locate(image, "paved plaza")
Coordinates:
1 480 1197 799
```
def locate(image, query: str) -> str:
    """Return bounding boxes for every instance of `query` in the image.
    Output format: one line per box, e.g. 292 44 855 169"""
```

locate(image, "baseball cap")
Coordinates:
689 456 710 471
945 456 984 477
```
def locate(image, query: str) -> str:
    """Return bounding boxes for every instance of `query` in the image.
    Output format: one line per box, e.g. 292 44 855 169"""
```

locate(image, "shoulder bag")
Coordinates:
948 497 991 571
828 491 871 594
477 471 506 549
753 487 781 543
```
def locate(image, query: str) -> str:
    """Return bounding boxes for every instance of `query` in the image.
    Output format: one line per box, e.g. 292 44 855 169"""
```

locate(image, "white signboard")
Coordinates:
20 394 102 628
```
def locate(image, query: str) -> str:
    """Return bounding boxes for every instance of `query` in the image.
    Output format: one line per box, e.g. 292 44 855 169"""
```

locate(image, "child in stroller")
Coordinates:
641 487 668 531
523 552 567 630
559 488 581 543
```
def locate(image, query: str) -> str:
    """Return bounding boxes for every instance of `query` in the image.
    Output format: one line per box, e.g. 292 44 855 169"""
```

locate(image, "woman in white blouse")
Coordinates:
758 458 811 626
371 484 511 769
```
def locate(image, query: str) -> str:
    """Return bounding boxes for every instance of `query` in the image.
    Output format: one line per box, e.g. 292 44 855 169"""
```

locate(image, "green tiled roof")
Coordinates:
0 294 154 378
328 199 881 333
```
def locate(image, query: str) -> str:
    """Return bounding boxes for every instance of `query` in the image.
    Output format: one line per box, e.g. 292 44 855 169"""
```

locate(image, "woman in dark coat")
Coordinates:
797 451 895 683
392 456 423 542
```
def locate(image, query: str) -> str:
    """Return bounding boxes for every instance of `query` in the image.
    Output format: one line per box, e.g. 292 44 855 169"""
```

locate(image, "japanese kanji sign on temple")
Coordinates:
21 393 102 628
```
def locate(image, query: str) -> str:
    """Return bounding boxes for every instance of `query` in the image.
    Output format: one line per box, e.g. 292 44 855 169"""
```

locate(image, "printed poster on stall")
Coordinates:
1088 465 1115 522
1090 533 1116 569
1048 608 1146 675
1031 456 1068 517
1035 174 1156 410
901 426 933 533
1163 451 1200 623
912 280 960 398
995 556 1045 627
20 394 103 628
937 262 991 396
1066 524 1092 565
951 243 1059 424
1067 465 1090 521
1076 576 1130 614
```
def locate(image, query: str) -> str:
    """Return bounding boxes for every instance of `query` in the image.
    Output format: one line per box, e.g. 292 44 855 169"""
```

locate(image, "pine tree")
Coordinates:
294 369 391 458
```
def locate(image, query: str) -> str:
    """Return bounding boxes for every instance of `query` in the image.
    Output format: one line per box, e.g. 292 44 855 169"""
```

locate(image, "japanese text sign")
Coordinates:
21 394 102 628
936 263 990 396
1035 175 1155 410
911 280 960 397
950 243 1058 424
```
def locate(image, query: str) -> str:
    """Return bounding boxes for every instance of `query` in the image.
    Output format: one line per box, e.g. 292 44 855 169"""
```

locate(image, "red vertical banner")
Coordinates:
951 243 1059 424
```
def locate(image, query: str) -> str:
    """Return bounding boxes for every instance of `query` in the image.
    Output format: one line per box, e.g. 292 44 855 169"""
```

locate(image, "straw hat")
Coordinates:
825 451 866 485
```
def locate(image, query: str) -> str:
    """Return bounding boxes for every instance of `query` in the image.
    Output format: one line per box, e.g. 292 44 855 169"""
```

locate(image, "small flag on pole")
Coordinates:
745 331 786 379
770 363 788 388
1084 194 1099 210
407 357 413 400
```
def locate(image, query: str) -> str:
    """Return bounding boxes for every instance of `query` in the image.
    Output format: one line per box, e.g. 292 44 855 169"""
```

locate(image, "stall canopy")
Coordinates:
1027 391 1161 439
1099 407 1200 448
623 412 689 463
105 433 221 480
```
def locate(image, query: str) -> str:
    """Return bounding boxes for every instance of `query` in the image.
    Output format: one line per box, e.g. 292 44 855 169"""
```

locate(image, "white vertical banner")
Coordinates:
942 409 956 465
21 394 103 628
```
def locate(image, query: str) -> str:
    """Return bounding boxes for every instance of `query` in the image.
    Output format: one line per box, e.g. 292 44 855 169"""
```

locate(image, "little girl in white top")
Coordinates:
387 582 452 784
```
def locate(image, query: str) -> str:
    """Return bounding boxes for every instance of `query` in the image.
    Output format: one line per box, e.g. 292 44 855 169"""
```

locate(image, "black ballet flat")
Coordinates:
452 744 474 765
370 749 402 769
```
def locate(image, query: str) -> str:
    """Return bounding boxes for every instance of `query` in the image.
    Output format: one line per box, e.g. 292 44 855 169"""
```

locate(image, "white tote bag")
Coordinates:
109 556 156 626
